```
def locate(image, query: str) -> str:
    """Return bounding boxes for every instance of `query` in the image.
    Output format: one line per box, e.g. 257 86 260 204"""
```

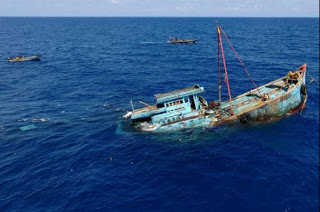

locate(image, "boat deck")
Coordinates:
133 105 157 113
217 78 288 118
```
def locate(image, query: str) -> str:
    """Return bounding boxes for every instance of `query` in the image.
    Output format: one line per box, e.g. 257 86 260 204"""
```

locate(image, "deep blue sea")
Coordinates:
0 17 319 211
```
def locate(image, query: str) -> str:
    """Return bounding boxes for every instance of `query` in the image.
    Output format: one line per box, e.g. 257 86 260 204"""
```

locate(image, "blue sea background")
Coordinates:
0 17 319 211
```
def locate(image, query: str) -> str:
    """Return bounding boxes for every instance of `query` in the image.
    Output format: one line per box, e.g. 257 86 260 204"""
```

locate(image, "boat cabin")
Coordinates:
131 85 207 126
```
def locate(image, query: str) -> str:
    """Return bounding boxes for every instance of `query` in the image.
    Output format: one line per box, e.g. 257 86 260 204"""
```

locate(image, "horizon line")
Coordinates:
0 16 318 18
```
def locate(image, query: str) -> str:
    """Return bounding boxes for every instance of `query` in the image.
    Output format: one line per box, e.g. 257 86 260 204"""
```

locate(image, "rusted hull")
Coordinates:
290 96 307 114
213 68 307 126
249 85 303 120
128 65 307 132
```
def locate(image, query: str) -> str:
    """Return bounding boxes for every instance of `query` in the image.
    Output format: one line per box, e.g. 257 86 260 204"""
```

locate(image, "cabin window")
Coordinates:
157 103 165 108
174 100 182 105
190 96 196 110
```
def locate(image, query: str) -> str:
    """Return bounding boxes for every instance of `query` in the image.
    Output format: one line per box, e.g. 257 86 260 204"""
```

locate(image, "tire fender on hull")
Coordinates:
300 84 307 96
239 113 251 124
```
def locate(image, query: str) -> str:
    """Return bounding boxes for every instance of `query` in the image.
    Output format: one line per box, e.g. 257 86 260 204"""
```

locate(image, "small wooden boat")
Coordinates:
125 24 309 132
8 55 41 62
167 36 197 44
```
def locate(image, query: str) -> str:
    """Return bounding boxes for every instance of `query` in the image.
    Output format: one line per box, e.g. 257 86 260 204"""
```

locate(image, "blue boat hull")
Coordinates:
215 69 307 126
130 65 307 132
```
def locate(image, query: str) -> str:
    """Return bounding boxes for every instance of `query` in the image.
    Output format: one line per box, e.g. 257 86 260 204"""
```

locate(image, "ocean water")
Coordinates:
0 17 318 211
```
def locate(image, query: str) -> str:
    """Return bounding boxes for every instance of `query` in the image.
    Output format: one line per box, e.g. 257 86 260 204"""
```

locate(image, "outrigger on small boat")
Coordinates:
167 36 197 44
124 23 309 132
8 55 41 62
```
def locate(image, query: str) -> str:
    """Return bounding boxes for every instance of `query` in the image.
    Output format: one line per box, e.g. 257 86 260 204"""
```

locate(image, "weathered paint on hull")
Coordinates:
132 64 308 132
212 67 307 125
136 115 212 132
246 82 306 121
137 73 306 132
142 95 306 132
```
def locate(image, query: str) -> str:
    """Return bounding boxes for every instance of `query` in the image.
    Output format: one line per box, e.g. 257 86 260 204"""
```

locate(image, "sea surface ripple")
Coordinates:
0 17 319 211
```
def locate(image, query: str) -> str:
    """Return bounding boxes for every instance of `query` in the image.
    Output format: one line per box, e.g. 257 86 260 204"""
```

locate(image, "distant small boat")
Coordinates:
167 36 197 44
8 55 41 62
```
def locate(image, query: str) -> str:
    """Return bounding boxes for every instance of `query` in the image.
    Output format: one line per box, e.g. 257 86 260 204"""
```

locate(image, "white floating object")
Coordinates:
123 111 132 118
32 117 49 122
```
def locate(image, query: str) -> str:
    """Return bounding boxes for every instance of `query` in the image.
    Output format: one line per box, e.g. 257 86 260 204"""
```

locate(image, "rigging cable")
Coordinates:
305 70 319 84
219 27 263 97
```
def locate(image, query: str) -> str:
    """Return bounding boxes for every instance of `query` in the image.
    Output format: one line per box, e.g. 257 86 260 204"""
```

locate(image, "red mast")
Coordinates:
217 25 234 115
217 27 221 105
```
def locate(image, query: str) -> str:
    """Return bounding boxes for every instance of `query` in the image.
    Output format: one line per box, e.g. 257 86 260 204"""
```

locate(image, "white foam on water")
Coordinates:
139 41 161 44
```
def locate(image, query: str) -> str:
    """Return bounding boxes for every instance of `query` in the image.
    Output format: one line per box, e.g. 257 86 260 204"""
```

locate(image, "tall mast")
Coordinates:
217 26 221 105
217 26 234 115
219 27 262 97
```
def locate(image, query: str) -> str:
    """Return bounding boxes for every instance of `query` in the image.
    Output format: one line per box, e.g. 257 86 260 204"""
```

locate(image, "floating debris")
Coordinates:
109 156 113 161
123 111 132 118
32 117 49 122
18 118 28 122
0 126 4 130
20 124 37 131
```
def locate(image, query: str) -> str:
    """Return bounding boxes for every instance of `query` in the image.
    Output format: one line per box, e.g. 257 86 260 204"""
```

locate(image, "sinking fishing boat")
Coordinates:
167 36 197 44
124 24 308 132
8 55 41 62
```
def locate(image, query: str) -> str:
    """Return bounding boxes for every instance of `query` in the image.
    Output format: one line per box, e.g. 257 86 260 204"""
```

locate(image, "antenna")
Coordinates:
130 100 134 111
